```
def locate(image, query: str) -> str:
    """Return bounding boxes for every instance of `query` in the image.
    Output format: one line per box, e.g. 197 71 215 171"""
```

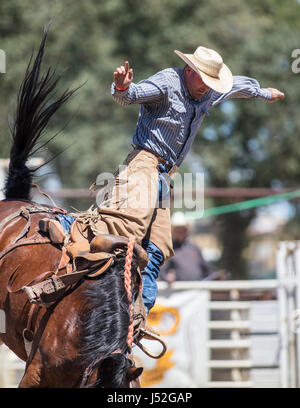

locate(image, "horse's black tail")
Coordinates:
4 24 76 200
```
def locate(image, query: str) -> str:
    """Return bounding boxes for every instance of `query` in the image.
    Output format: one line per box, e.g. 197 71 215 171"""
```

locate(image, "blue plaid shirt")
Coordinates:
111 68 271 167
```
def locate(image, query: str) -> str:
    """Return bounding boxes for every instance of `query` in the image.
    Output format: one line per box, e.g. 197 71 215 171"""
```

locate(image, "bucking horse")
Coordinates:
0 27 165 388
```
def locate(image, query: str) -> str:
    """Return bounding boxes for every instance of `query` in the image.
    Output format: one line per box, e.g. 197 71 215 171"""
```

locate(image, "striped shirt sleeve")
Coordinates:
211 75 272 106
111 71 168 106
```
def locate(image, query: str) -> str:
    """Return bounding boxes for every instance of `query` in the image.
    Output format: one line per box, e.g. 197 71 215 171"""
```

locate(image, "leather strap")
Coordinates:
22 257 114 306
0 232 51 262
7 268 54 294
7 247 75 295
56 246 72 274
0 208 27 233
87 257 114 277
22 302 37 358
13 207 31 243
23 303 36 342
0 205 65 235
31 184 61 210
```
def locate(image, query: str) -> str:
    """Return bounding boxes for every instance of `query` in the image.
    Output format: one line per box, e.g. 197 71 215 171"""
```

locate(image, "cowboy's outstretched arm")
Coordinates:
211 76 285 106
111 61 166 106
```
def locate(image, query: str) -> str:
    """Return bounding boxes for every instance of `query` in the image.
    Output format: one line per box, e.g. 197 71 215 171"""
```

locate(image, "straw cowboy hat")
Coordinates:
174 46 233 93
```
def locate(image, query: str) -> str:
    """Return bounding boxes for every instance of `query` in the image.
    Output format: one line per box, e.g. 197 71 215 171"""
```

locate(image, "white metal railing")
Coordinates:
157 279 278 291
0 243 299 388
155 280 279 387
156 250 300 389
276 241 300 388
0 345 25 388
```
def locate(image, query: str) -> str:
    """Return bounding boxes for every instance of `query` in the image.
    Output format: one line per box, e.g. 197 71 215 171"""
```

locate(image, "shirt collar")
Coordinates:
177 67 191 99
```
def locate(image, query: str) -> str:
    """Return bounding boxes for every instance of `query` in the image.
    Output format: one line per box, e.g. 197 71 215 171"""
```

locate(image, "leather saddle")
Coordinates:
32 217 167 359
31 218 148 304
67 218 148 269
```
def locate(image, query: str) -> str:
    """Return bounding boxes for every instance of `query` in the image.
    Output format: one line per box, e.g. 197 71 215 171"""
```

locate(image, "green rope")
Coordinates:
185 189 300 220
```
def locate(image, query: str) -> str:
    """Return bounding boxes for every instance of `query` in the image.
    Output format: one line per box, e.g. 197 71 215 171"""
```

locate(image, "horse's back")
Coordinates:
0 199 62 264
0 199 33 217
0 200 42 249
0 199 56 215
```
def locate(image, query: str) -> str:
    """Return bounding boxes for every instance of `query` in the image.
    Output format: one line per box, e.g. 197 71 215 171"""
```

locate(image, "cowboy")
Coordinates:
101 46 284 311
42 46 284 314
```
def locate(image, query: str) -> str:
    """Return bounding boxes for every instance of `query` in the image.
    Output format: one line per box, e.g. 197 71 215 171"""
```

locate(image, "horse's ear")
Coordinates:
126 366 143 381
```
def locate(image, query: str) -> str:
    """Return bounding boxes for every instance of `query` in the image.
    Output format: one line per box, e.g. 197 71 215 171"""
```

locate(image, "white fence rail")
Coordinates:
147 280 280 388
1 241 300 387
0 345 25 388
138 242 300 388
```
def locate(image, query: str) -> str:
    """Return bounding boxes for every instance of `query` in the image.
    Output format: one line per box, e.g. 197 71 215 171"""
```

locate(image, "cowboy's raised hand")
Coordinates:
267 88 285 103
113 61 133 90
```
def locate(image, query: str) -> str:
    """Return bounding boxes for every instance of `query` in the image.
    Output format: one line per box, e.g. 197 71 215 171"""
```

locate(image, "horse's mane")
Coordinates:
80 252 139 388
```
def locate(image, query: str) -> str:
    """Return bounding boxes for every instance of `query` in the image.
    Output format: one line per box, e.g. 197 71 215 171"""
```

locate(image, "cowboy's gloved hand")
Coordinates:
113 61 133 90
267 88 285 103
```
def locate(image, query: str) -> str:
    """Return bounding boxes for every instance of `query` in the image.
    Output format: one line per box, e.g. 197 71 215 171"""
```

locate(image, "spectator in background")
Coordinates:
160 212 226 283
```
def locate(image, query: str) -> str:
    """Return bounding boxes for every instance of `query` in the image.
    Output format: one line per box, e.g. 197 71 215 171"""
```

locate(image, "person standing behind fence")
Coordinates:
160 212 225 283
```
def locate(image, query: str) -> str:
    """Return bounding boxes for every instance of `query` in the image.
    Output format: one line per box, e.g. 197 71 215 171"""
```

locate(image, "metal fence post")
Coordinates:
277 242 290 387
276 241 300 388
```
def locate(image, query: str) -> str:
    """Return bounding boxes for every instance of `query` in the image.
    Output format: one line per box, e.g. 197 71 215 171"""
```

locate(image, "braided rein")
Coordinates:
124 235 136 351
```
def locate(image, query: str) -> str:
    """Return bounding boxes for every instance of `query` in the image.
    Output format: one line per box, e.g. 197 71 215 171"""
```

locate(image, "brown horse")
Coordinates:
0 28 143 387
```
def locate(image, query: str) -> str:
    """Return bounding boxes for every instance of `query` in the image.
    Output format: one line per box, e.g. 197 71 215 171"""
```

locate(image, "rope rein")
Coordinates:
124 235 136 351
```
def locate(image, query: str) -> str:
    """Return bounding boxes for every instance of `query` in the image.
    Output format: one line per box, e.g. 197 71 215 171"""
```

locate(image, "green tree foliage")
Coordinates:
0 0 299 277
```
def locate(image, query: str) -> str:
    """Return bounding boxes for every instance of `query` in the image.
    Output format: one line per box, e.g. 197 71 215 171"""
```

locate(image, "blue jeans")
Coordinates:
56 214 76 233
141 239 164 313
140 166 168 312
